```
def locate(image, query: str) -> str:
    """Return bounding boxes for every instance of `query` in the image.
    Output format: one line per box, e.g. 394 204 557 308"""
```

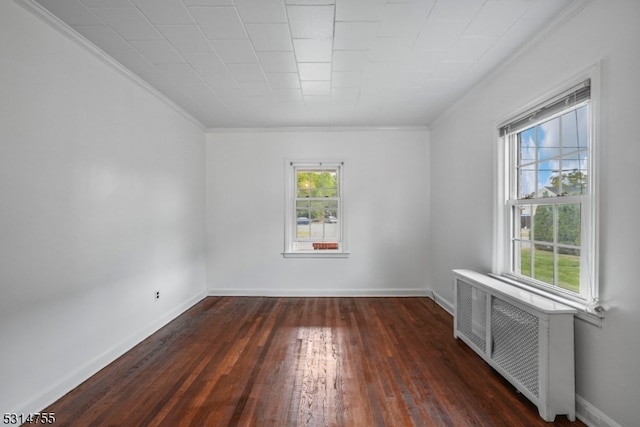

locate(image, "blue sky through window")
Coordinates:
518 105 588 199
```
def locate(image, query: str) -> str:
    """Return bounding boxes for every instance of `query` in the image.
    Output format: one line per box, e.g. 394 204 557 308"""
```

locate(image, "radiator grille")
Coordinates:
491 298 540 398
456 280 487 352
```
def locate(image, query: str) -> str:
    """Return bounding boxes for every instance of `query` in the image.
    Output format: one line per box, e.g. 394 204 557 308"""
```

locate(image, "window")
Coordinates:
283 160 348 257
497 78 600 312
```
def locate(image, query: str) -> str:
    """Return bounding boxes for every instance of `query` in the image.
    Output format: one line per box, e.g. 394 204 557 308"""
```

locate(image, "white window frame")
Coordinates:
493 68 602 321
283 159 349 258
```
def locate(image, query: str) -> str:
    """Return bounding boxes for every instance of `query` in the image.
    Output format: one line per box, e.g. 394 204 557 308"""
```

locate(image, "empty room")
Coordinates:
1 0 639 426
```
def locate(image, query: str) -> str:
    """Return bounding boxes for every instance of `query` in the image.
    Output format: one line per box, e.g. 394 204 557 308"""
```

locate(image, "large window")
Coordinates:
283 160 347 257
498 79 599 310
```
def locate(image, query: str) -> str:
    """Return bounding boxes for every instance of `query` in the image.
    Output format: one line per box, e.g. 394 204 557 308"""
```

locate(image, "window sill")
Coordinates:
489 273 604 327
282 251 350 259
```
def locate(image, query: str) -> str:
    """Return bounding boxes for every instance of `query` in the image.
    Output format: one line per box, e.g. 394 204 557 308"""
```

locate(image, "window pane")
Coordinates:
296 200 311 238
537 117 560 161
558 248 580 293
297 169 338 197
533 246 554 285
532 205 553 244
518 165 536 199
515 240 532 278
576 105 589 149
518 128 536 163
323 200 338 219
538 161 555 197
554 165 588 196
309 200 324 222
561 109 579 150
558 204 581 246
297 171 312 197
515 205 531 240
319 170 337 197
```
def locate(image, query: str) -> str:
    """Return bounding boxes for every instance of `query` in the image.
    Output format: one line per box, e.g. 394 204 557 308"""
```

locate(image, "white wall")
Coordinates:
428 1 640 426
0 1 207 415
206 129 430 296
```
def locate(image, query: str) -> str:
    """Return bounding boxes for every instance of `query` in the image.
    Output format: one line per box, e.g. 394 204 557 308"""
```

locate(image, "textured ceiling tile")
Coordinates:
139 72 192 103
331 50 369 71
464 1 530 37
445 36 497 62
370 37 412 62
212 39 258 63
157 62 203 84
156 26 213 53
227 63 267 81
238 80 273 97
396 49 446 72
493 15 553 51
331 87 360 101
183 0 232 4
72 25 137 56
332 71 364 88
335 0 384 21
286 0 334 5
201 72 238 89
292 39 333 62
395 71 430 88
80 0 133 6
414 19 467 51
266 73 301 89
298 63 332 81
37 0 104 26
304 95 331 107
378 2 433 38
89 7 162 40
363 62 396 87
301 81 331 96
428 0 484 21
182 52 226 72
234 0 287 22
245 95 279 108
114 52 159 75
36 0 579 128
258 51 298 72
129 40 184 64
189 7 246 39
334 22 379 50
429 61 473 80
211 86 246 105
273 88 304 104
287 5 335 38
130 0 194 25
245 23 293 51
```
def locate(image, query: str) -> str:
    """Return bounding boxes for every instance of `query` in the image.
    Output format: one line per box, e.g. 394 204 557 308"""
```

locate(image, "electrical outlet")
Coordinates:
155 291 160 300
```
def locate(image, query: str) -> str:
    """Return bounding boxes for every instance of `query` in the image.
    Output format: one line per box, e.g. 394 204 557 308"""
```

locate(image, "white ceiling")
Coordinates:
31 0 576 129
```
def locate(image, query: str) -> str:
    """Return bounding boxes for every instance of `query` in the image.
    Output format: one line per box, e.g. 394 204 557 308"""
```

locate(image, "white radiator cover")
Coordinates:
453 269 577 422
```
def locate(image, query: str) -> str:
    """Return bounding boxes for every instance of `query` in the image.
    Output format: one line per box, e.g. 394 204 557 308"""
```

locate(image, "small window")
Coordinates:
497 79 599 312
283 160 348 257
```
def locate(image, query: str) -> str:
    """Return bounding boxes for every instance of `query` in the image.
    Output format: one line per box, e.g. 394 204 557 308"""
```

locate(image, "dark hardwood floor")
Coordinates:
43 297 585 426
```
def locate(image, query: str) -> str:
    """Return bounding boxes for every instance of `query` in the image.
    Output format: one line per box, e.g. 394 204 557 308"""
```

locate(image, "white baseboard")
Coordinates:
15 291 207 416
576 395 622 427
208 288 430 297
428 290 454 315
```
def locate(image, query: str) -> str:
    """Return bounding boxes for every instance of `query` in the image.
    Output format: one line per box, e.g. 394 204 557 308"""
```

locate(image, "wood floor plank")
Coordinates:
40 297 586 426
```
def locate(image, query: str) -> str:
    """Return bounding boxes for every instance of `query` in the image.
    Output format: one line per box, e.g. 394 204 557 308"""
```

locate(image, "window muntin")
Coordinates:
502 81 596 305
